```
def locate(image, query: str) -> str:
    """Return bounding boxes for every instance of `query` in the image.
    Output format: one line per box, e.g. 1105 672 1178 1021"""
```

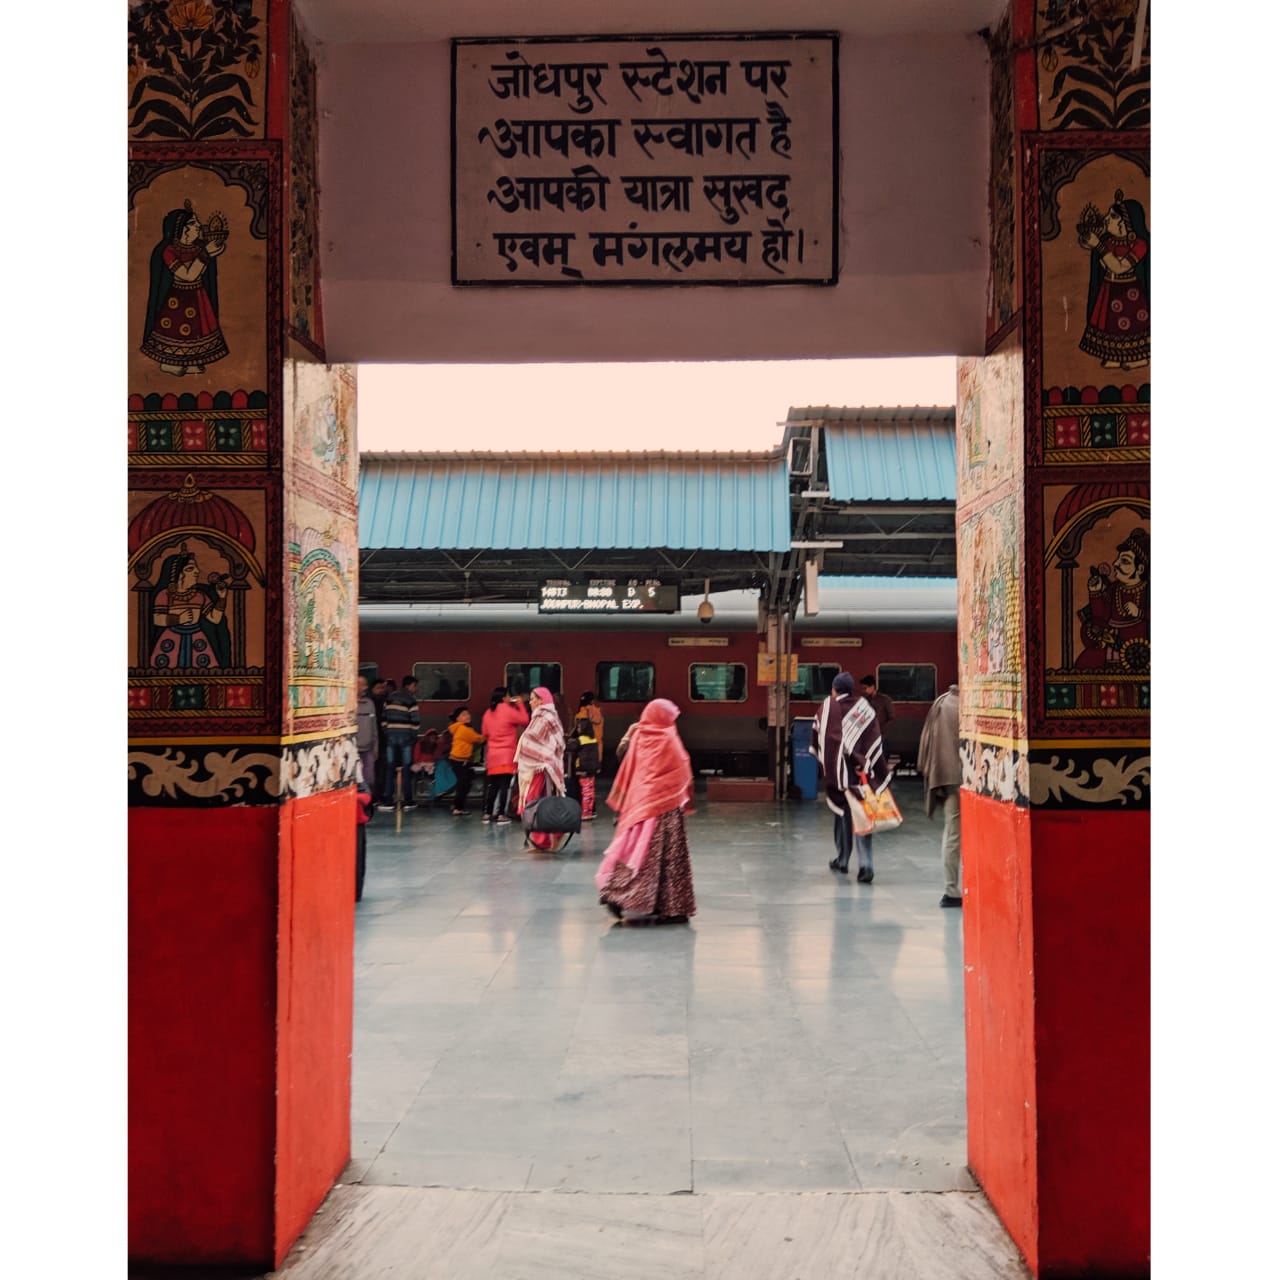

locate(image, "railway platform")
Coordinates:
250 780 1029 1278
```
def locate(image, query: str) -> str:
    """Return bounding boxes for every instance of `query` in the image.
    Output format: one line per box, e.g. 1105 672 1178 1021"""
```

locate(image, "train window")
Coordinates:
876 663 938 702
688 663 748 702
505 662 562 697
358 661 379 684
413 662 471 701
595 662 655 702
790 664 839 701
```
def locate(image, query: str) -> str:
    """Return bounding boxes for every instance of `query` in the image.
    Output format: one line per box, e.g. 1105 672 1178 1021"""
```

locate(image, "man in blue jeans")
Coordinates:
382 674 421 808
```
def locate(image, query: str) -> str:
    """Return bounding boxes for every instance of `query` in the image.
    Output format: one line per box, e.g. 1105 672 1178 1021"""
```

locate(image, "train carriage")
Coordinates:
358 577 957 781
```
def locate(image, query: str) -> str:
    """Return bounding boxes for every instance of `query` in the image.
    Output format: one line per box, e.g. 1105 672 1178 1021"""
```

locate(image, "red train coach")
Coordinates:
358 578 958 779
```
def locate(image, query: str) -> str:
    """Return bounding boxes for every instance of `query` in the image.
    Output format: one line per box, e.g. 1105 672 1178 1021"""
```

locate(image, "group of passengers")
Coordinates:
354 677 698 925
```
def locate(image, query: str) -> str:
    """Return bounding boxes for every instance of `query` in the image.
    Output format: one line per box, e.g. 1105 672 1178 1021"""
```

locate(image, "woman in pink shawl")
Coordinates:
595 698 696 924
513 687 567 851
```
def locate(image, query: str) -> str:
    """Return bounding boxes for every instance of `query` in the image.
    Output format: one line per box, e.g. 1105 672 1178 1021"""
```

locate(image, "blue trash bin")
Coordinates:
790 717 818 801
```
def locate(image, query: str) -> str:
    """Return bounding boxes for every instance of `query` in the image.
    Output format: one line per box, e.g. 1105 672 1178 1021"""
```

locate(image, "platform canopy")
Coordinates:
358 450 792 604
357 409 957 606
783 406 958 581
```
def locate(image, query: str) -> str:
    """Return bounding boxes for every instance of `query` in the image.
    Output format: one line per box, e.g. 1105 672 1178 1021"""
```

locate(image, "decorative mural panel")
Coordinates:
128 0 268 142
959 330 1024 510
1030 140 1150 467
288 361 357 491
128 473 277 736
1035 1 1150 132
287 11 323 357
128 146 280 417
958 326 1029 806
1020 126 1149 808
283 360 359 743
957 489 1029 807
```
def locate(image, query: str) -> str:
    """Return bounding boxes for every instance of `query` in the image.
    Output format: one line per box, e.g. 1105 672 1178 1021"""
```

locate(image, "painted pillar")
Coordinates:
128 2 359 1268
959 3 1149 1276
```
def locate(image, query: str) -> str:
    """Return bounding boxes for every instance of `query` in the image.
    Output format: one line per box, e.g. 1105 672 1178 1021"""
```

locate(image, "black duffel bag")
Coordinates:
521 793 582 837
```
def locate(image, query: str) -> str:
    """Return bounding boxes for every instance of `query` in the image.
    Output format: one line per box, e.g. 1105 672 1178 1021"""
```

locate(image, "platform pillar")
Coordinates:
128 2 358 1268
957 4 1150 1275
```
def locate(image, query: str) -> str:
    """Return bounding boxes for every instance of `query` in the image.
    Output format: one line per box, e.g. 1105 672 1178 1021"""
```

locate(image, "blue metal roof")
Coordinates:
358 453 792 552
789 408 956 502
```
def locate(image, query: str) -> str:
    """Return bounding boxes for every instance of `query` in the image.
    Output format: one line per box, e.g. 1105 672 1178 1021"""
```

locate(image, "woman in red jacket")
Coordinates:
480 686 529 824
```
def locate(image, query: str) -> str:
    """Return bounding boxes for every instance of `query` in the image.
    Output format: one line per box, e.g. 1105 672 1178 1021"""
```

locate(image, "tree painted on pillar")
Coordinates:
1037 0 1150 130
128 0 264 140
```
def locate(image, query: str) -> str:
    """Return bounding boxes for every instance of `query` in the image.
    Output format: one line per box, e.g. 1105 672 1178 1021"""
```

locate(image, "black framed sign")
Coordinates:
452 32 838 286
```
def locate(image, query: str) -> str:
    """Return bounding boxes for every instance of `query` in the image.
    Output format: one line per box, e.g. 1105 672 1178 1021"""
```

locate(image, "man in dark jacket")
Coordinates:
371 677 390 799
860 673 895 740
382 675 421 808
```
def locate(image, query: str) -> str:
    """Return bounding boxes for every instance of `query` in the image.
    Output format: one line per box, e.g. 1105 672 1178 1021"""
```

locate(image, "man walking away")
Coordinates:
812 673 859 875
919 682 963 907
382 674 421 809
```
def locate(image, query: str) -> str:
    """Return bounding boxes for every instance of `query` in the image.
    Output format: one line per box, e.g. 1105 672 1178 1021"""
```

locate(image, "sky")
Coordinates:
356 356 958 452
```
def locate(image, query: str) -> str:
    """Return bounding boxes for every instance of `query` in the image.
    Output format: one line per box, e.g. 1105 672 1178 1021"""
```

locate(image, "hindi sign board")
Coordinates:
540 579 680 614
452 33 838 286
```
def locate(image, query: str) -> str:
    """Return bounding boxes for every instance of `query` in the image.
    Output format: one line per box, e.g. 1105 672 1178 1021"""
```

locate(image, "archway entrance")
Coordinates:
128 4 1150 1276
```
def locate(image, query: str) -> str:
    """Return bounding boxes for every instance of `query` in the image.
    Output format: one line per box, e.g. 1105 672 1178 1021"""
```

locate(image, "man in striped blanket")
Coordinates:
812 672 892 882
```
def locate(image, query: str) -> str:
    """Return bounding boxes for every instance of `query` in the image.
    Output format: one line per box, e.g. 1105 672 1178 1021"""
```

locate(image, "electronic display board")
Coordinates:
539 578 680 613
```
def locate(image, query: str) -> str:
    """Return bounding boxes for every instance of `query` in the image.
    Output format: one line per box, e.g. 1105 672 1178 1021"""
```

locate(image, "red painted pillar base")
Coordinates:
964 791 1150 1278
129 788 354 1269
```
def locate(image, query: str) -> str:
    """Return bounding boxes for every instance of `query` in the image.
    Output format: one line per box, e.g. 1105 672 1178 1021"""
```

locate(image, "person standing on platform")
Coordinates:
371 677 390 801
919 682 963 907
446 706 485 816
355 674 378 808
595 698 696 924
573 692 604 819
481 686 528 824
514 687 568 851
850 672 895 883
813 672 860 876
382 674 421 809
860 672 895 743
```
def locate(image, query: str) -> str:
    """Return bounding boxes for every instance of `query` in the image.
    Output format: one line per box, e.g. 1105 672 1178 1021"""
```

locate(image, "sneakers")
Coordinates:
582 813 596 821
451 809 468 816
481 814 491 823
940 895 963 908
495 815 512 825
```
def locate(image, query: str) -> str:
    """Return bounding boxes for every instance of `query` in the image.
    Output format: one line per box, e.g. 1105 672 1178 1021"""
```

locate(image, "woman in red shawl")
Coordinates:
594 698 696 923
514 686 567 851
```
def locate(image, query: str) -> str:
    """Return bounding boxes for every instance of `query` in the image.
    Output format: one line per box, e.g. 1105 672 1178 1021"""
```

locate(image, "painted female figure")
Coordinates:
150 548 231 670
1076 189 1150 370
140 202 230 375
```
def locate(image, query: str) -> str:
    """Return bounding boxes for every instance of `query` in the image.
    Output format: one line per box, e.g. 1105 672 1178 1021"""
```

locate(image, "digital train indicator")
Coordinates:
539 579 680 614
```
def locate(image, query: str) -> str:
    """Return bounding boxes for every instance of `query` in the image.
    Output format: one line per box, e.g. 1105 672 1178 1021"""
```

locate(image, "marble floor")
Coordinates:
267 779 1030 1279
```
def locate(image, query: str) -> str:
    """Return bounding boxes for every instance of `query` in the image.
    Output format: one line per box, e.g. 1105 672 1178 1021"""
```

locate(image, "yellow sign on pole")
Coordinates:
757 652 799 684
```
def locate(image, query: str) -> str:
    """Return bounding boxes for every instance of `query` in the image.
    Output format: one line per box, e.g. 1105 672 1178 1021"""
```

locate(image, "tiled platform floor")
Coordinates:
268 779 1030 1278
